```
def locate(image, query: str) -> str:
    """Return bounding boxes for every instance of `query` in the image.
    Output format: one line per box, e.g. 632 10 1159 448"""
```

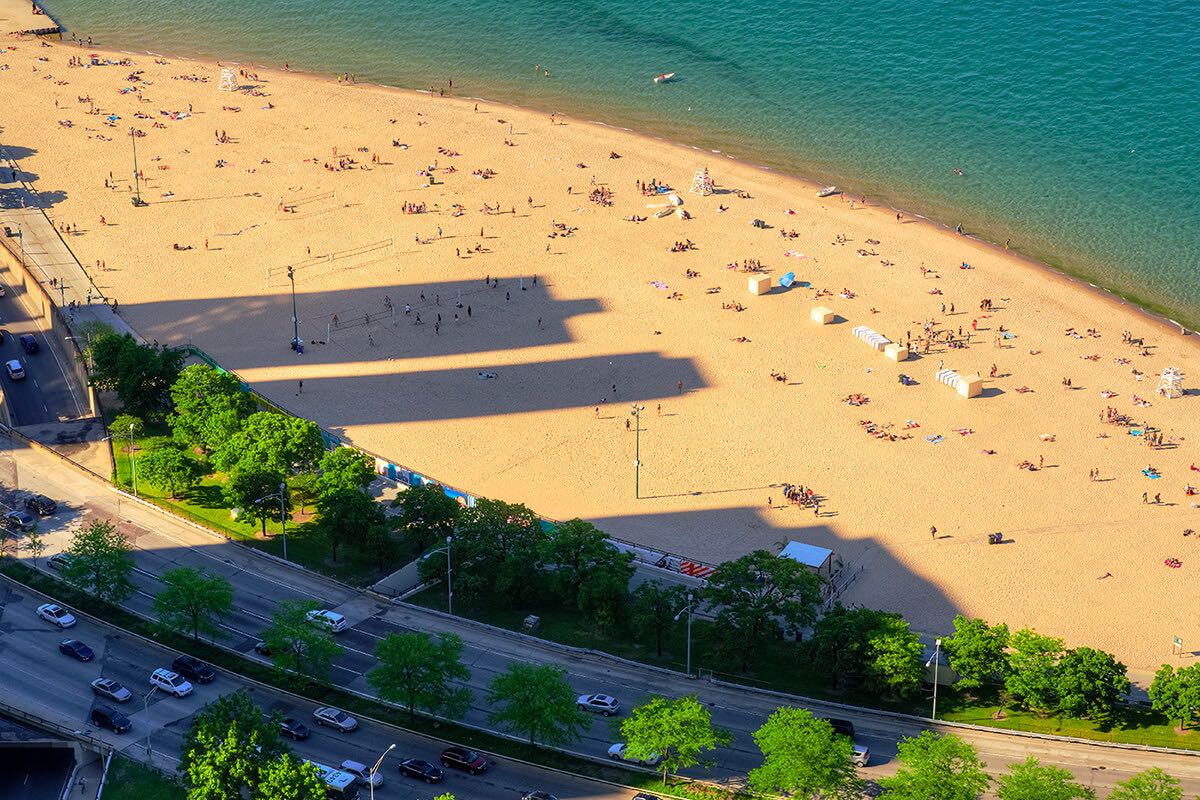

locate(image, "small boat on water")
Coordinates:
653 72 676 84
817 186 839 197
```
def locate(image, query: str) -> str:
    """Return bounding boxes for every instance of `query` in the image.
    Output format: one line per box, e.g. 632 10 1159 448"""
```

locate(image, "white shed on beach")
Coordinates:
779 540 836 578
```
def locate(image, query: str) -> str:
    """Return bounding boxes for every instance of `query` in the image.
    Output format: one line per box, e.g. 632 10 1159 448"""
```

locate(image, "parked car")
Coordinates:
252 640 272 656
340 759 383 788
47 552 75 571
312 706 357 732
18 334 39 354
5 359 24 380
23 494 57 516
90 705 132 734
149 668 193 697
59 639 95 662
521 792 558 800
305 609 348 633
397 759 442 784
439 747 487 775
822 718 870 767
279 718 311 741
3 510 36 532
608 743 661 767
37 603 76 628
576 693 620 716
171 655 216 683
91 677 132 703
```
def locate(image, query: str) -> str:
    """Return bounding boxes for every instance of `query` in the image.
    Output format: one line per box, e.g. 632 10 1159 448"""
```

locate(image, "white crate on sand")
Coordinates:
884 342 909 362
748 275 771 295
852 325 891 351
936 368 983 398
810 306 835 324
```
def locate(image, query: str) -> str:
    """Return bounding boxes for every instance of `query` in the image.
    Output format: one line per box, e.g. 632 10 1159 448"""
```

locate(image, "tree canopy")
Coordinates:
997 756 1095 800
138 445 203 497
630 580 689 658
1107 768 1184 800
153 567 234 642
620 695 731 784
316 446 376 497
487 663 589 748
539 518 633 630
1149 663 1200 730
367 632 472 722
87 331 184 419
1055 646 1129 721
180 690 284 800
258 599 344 683
315 487 387 562
879 731 990 800
391 483 462 552
808 606 924 696
225 466 287 535
748 707 860 798
62 519 135 603
944 615 1010 690
212 411 324 475
439 498 546 604
168 364 254 452
1004 629 1065 714
254 754 325 800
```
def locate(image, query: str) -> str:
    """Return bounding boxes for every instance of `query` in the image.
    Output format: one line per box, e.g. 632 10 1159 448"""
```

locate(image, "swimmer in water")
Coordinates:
953 167 964 176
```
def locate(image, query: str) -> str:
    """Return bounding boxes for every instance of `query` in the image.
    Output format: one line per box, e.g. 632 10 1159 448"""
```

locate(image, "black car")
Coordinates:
172 655 216 683
24 494 57 516
253 640 272 656
280 717 311 741
59 639 95 662
18 334 39 354
90 705 132 734
823 718 855 739
2 510 36 532
398 759 443 784
439 747 487 775
521 792 559 800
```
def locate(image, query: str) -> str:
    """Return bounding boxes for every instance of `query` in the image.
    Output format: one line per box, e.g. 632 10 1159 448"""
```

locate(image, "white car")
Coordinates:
306 609 348 633
577 693 620 716
37 603 76 628
5 359 24 381
149 668 194 697
608 743 661 766
312 706 357 732
340 759 383 788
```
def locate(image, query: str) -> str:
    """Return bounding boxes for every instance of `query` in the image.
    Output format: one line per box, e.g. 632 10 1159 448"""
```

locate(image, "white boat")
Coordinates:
653 72 676 84
817 186 839 197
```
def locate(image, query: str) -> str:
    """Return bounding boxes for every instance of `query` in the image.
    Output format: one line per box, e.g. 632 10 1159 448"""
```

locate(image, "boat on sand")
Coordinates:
817 186 839 197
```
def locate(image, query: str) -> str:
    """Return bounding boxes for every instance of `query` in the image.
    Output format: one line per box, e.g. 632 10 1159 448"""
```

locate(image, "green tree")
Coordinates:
168 364 254 452
704 549 824 671
212 411 325 475
1108 768 1184 800
316 446 375 497
225 466 287 535
863 613 924 698
487 663 589 748
1055 646 1130 720
259 599 344 683
944 615 1011 691
630 580 689 657
153 567 234 642
880 731 990 800
138 445 202 497
62 519 135 603
315 488 387 562
540 519 633 630
109 413 144 441
620 695 732 784
1004 629 1065 714
289 471 320 515
21 532 46 565
254 753 325 800
87 331 185 419
180 690 283 800
1149 663 1200 730
997 756 1094 800
748 707 860 798
429 498 546 604
367 632 472 722
808 606 923 696
391 482 461 553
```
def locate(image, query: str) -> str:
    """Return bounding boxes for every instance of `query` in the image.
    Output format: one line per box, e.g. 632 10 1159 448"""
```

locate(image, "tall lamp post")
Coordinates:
142 684 159 757
630 403 645 498
427 535 453 614
367 743 396 800
673 591 695 678
926 637 943 720
287 266 303 352
130 127 146 207
129 422 138 496
253 482 289 561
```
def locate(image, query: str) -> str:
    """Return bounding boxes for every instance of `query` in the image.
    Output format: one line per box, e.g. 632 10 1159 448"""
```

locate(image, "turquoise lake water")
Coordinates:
39 0 1200 326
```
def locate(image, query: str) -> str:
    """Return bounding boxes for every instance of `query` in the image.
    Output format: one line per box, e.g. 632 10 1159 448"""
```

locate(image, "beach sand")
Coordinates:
2 38 1198 677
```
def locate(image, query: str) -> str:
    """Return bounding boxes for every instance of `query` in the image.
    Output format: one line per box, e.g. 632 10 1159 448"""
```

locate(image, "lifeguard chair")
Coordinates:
690 167 714 196
1157 366 1185 399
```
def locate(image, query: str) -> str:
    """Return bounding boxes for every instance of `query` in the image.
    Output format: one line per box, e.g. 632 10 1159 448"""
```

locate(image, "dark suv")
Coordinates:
171 655 217 683
90 705 132 734
440 747 487 775
24 494 57 516
18 334 39 354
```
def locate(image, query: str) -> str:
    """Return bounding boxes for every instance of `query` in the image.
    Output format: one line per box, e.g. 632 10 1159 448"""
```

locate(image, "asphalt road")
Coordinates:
0 577 642 800
0 274 82 427
0 747 73 800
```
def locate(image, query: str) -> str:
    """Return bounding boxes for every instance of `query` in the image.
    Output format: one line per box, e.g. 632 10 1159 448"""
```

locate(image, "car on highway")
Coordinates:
23 494 57 516
279 718 311 741
89 705 132 734
439 746 487 775
58 639 95 662
312 706 357 732
149 668 193 697
305 609 348 633
576 693 620 716
252 640 272 656
90 678 132 703
521 791 558 800
37 603 76 628
340 760 383 788
607 743 661 767
822 717 870 767
5 359 25 380
171 655 216 683
396 758 442 784
3 509 36 533
47 552 75 571
18 334 39 354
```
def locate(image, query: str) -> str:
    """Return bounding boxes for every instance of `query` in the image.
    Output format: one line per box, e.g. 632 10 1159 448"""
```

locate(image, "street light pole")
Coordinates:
445 534 452 615
278 481 288 562
130 128 146 207
930 638 942 720
368 743 396 800
287 265 302 352
630 403 645 498
129 422 137 496
142 685 158 757
674 591 694 677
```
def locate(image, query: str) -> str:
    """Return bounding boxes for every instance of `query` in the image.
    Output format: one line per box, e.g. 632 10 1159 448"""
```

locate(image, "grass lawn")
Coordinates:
107 756 184 800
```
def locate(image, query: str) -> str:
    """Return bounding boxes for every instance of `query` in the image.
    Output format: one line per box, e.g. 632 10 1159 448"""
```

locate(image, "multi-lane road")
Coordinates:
0 272 83 427
3 434 1200 798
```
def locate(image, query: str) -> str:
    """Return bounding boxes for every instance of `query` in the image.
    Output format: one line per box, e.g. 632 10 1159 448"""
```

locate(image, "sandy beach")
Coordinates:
2 36 1198 677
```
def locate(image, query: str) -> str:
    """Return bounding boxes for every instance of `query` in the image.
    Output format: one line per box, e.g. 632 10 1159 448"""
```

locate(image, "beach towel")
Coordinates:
926 435 944 445
1143 470 1161 478
784 250 807 258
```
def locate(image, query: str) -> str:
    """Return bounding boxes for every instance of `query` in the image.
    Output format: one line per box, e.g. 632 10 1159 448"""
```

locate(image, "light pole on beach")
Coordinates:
631 403 645 498
129 127 146 207
673 591 695 677
287 265 303 353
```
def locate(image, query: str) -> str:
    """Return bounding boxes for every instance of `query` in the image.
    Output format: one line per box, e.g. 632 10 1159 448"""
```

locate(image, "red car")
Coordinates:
439 746 487 775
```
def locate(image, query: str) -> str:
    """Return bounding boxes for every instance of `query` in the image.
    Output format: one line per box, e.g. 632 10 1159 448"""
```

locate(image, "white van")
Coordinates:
306 609 348 633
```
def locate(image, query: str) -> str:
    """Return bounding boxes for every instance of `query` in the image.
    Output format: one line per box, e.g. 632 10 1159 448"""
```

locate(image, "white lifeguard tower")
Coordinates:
1156 366 1185 399
690 167 714 196
218 68 239 92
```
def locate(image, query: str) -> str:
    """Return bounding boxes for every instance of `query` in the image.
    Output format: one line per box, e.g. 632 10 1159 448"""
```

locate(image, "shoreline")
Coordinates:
56 33 1198 349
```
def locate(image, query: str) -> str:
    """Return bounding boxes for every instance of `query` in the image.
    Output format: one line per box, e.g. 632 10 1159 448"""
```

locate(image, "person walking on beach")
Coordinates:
930 526 937 540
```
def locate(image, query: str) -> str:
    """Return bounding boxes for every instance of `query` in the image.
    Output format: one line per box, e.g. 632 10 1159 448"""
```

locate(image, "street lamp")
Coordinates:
427 535 453 614
253 482 289 561
287 266 303 353
142 684 159 757
368 743 396 800
673 591 695 678
630 403 645 498
129 422 138 496
926 638 943 720
130 127 147 207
